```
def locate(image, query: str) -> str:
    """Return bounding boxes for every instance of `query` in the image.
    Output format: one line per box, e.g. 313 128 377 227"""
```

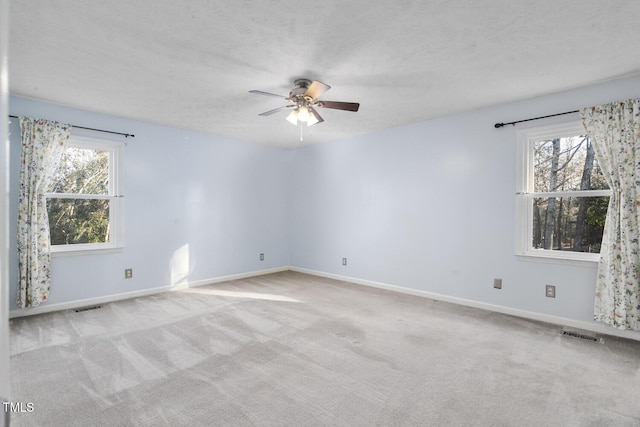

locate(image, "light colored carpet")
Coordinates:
9 271 640 426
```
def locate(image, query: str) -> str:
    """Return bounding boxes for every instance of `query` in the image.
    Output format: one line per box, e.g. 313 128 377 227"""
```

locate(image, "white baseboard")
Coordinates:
9 266 288 319
289 266 640 342
11 265 640 342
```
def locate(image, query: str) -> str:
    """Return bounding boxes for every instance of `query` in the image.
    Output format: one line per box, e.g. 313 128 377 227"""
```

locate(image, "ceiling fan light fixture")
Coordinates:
286 106 315 126
306 114 319 126
307 108 323 126
286 109 299 125
251 79 359 130
297 106 310 123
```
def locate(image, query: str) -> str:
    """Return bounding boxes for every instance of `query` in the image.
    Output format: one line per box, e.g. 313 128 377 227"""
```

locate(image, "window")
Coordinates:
516 121 610 262
46 136 123 253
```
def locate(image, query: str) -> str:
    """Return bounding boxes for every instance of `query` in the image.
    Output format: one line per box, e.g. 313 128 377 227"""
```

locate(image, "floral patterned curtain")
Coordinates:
581 99 640 330
17 117 71 308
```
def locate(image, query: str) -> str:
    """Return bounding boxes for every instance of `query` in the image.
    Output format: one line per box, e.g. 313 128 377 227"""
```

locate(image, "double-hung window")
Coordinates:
516 121 611 262
46 135 124 253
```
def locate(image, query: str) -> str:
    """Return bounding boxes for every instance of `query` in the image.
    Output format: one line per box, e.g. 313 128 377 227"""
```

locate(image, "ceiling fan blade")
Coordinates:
258 105 291 116
308 106 324 126
318 101 360 112
249 90 288 99
304 81 331 100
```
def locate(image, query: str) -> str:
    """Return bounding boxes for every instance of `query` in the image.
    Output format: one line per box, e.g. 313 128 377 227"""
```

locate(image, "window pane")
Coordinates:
51 147 109 194
532 196 608 253
47 198 110 245
533 135 609 193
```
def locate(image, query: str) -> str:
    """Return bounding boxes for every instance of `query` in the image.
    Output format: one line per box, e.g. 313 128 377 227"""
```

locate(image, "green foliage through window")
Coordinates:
48 198 110 245
47 144 113 246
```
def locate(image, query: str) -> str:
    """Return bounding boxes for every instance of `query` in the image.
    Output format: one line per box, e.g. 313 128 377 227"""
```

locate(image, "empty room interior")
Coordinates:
2 1 640 426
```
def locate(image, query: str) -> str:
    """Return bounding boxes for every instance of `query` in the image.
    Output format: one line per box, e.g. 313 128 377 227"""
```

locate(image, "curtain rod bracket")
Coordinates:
494 122 513 128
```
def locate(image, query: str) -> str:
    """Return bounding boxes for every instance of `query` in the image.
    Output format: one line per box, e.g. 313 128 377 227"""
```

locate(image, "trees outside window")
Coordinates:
46 136 123 253
517 122 610 262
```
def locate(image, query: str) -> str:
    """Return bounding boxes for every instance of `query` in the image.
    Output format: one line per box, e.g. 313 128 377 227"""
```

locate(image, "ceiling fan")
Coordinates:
249 79 359 127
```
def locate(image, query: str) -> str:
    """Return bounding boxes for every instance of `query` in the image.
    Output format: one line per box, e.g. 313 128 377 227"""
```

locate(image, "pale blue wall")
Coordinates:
9 74 640 327
9 96 292 306
289 75 640 324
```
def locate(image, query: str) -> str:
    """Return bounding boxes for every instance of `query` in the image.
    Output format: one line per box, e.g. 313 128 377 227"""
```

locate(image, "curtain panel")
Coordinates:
581 99 640 330
17 117 71 308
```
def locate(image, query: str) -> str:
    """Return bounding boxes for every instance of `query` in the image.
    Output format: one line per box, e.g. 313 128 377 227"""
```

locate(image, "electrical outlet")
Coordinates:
125 268 133 279
546 285 556 298
493 278 502 289
260 253 264 261
342 258 347 266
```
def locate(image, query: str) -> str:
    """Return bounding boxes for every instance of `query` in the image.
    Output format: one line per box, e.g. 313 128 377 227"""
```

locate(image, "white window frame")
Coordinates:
516 121 610 263
46 135 124 255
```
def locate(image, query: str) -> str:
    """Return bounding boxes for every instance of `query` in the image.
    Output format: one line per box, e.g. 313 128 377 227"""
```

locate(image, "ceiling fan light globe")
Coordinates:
306 114 319 126
286 110 299 125
297 106 310 123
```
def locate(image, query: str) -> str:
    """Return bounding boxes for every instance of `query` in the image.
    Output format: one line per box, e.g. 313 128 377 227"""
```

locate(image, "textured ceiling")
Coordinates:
9 1 640 147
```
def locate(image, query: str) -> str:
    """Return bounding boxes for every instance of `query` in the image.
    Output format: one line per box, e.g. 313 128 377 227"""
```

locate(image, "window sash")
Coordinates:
46 193 122 200
518 189 611 198
47 136 124 253
517 196 606 262
516 121 609 262
47 195 122 252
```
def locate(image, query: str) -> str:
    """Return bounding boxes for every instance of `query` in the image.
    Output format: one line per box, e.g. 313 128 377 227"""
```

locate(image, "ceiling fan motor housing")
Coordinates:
290 79 313 103
293 78 312 89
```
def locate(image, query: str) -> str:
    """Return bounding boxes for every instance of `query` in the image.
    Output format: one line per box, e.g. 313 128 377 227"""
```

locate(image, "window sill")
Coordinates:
51 246 124 257
516 253 599 268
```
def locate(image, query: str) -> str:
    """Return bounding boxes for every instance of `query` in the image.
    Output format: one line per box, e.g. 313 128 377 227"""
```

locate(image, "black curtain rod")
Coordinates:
8 115 135 138
494 110 579 128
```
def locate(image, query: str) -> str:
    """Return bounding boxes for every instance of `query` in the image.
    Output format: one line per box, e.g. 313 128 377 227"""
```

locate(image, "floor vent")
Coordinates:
74 304 103 313
561 329 604 344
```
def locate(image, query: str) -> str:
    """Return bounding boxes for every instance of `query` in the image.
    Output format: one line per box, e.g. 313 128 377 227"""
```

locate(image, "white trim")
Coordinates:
289 267 640 342
12 265 639 341
51 245 124 257
49 135 125 253
9 267 288 319
520 120 587 141
515 120 611 262
0 0 10 402
518 248 600 263
523 189 612 198
67 135 124 151
515 254 598 267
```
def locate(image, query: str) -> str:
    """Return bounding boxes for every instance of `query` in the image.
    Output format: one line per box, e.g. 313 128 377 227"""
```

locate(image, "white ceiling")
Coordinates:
9 1 640 148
